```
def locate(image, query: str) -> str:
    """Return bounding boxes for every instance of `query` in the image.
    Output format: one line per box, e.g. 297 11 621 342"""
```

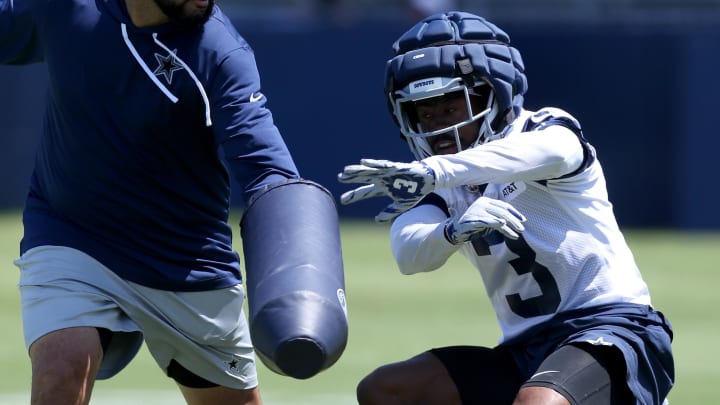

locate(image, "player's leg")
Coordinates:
356 345 524 405
28 327 104 405
514 386 571 405
514 343 633 405
177 387 261 404
17 246 144 405
128 282 263 404
356 351 461 405
20 245 262 404
164 360 261 404
176 384 261 404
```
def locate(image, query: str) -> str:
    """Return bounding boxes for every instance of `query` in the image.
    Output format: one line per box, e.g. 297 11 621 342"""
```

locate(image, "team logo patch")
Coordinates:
153 49 183 84
585 336 614 346
408 77 443 94
501 181 525 201
225 355 243 375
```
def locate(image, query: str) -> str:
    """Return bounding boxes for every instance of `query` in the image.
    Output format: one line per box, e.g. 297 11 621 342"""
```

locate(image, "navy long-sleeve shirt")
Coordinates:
1 0 300 290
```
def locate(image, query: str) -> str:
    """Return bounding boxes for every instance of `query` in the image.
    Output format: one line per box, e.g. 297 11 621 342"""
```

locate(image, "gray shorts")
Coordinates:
15 245 258 389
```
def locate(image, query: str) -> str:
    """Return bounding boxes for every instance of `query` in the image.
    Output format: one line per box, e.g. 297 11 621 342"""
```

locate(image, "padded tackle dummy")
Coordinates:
240 178 348 379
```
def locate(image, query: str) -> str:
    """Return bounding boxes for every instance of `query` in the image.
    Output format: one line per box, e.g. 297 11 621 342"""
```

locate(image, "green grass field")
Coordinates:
0 210 717 404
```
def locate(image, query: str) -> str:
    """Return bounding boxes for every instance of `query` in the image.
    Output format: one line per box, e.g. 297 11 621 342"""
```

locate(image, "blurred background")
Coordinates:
1 0 719 229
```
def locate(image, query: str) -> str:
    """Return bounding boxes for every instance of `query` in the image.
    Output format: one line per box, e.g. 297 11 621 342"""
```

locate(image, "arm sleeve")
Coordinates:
423 124 585 190
209 46 300 205
390 203 460 275
0 0 44 64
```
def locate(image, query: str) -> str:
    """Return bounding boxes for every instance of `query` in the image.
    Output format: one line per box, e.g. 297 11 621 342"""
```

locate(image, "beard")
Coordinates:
153 0 215 26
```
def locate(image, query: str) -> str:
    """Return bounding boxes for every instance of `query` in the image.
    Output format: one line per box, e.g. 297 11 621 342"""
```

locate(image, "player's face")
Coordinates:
412 92 483 155
153 0 214 25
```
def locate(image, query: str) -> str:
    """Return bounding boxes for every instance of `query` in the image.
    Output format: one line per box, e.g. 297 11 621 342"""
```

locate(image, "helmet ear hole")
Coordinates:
469 85 491 113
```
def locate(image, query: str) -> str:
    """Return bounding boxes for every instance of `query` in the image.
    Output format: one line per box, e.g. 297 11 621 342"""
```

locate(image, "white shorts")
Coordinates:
15 245 258 389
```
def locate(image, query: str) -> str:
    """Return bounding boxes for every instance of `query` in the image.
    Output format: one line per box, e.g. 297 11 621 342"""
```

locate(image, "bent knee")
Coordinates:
357 357 445 405
514 386 570 405
358 362 418 405
357 369 387 404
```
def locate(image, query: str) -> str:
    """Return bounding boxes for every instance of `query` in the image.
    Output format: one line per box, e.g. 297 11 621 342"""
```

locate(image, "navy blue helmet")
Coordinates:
385 11 528 159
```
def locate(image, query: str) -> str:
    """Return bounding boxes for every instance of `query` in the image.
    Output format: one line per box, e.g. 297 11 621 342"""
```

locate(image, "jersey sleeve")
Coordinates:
0 0 44 64
390 201 460 275
208 45 300 205
422 108 587 189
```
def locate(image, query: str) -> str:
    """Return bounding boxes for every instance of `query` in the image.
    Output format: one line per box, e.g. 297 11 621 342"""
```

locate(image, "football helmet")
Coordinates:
385 11 528 159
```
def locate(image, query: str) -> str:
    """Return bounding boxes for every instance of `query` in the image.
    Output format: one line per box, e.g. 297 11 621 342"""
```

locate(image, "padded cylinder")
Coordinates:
240 178 348 379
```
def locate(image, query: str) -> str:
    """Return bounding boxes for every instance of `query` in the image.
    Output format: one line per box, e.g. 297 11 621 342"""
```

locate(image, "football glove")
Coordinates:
338 159 436 206
374 200 417 223
444 197 526 244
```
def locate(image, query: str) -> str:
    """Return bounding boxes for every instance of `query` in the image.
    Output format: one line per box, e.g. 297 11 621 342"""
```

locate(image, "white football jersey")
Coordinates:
390 107 651 343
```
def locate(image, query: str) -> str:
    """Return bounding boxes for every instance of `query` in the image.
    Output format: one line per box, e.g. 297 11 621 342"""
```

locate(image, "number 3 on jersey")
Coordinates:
473 234 561 318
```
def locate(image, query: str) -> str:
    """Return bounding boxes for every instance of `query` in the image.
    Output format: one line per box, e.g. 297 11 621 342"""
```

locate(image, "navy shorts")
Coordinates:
431 303 674 404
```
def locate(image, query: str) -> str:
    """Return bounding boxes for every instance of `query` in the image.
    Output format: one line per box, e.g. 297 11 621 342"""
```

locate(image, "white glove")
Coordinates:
338 159 436 207
444 197 526 244
374 200 416 223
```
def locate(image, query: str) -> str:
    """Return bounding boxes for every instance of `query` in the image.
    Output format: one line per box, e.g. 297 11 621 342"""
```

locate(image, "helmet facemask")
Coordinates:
391 77 496 160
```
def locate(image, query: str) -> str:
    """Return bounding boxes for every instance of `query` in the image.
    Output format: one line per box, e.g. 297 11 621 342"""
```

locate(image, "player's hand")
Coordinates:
373 200 417 223
338 159 436 206
444 197 526 244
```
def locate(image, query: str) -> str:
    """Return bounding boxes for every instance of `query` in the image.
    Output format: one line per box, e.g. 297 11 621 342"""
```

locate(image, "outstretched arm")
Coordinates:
424 124 585 189
337 124 584 222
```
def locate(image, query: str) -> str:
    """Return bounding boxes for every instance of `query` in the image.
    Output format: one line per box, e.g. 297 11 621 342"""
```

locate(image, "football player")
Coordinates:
339 11 674 405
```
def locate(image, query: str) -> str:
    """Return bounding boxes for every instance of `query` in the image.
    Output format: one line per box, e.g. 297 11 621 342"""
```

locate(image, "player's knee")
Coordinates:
356 368 396 405
513 386 570 405
32 357 96 396
356 371 379 404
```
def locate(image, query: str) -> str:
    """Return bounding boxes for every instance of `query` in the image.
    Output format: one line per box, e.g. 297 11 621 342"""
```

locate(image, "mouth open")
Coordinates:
432 138 459 155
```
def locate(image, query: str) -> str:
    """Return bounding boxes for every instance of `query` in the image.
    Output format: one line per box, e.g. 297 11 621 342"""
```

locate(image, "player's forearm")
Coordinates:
390 207 459 275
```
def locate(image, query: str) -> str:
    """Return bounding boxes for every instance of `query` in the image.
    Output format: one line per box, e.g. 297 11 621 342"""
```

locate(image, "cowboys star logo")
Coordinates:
225 356 242 375
153 49 183 84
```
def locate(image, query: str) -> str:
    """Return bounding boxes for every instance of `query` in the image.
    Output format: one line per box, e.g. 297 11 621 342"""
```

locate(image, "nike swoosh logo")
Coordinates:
249 92 263 102
530 370 560 379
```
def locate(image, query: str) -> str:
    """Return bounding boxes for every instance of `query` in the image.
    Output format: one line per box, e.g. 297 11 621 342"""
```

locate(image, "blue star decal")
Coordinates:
153 50 183 84
227 358 239 371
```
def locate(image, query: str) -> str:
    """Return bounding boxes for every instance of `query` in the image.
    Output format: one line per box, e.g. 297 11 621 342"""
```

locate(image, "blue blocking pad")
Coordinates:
241 179 348 379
